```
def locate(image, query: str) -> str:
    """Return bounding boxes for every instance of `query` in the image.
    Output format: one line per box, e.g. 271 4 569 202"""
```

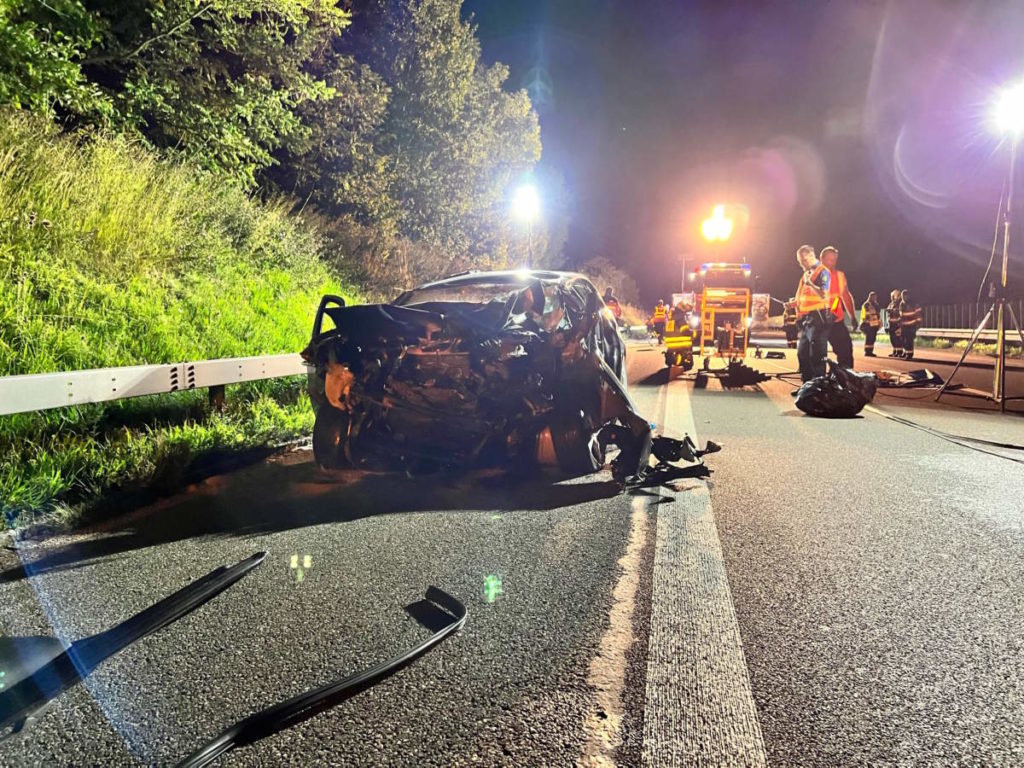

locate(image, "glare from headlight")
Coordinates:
688 316 700 328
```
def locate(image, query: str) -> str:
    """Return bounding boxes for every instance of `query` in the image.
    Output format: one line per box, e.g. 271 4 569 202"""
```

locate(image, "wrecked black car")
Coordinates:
301 270 658 480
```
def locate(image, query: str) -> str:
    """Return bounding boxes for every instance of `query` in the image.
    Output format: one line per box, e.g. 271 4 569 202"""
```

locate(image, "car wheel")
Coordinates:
550 410 604 477
312 406 350 469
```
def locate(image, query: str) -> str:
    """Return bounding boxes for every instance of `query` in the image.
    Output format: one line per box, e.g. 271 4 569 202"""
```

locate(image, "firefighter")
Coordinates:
603 287 622 324
820 246 856 368
793 244 833 390
886 289 903 357
860 291 881 357
650 299 667 344
783 298 799 348
671 300 688 330
899 289 922 359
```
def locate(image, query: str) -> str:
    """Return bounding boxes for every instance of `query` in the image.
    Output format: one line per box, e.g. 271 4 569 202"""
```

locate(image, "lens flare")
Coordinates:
995 82 1024 135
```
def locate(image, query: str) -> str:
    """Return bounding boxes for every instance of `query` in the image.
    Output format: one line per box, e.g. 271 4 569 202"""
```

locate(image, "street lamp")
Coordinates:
937 81 1024 410
512 184 540 269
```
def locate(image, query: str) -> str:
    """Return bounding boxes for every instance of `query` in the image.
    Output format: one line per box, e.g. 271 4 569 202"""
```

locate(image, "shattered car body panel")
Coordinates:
302 271 656 480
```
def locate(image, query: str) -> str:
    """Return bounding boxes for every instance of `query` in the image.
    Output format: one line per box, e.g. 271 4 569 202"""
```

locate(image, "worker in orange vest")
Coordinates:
898 289 922 359
860 291 881 356
820 246 856 368
793 244 834 391
649 299 667 344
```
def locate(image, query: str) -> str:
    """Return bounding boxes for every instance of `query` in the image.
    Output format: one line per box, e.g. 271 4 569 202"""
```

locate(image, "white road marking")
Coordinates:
642 379 768 767
580 495 650 767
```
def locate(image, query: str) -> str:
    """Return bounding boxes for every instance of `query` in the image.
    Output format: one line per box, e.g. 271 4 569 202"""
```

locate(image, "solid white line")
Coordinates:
581 495 650 767
642 380 768 767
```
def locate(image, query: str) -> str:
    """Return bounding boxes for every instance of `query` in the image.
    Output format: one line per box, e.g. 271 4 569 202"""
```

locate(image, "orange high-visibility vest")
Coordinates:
795 263 831 316
652 305 667 321
827 270 847 319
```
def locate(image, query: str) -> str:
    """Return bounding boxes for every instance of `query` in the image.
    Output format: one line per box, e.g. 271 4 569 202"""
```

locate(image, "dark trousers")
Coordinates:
887 325 902 354
797 314 831 382
902 326 917 356
863 326 878 354
828 320 854 369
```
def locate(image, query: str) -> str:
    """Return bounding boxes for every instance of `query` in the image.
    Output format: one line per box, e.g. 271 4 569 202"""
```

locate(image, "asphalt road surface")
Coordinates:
2 341 1023 766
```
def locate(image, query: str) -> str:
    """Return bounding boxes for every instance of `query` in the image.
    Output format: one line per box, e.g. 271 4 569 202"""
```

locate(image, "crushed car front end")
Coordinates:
301 271 651 480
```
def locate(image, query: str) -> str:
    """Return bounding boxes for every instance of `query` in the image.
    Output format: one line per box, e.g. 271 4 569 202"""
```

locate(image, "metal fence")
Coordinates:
0 354 308 417
921 301 1024 330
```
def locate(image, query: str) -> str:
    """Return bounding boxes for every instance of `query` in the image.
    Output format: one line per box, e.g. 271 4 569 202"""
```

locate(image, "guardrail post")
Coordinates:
208 384 226 412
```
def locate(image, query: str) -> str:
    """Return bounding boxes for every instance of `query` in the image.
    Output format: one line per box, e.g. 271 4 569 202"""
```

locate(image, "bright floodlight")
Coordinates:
701 204 734 242
512 184 540 222
995 82 1024 135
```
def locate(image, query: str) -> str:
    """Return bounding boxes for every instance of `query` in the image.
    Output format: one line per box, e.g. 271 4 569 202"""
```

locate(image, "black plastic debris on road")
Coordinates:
0 552 266 738
795 362 877 418
176 586 467 768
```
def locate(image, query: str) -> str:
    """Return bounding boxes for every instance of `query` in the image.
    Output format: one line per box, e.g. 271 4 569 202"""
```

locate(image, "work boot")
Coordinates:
790 388 800 397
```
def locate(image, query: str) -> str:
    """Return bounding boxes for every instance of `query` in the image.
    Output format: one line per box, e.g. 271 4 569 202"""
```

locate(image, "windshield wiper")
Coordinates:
177 586 466 767
0 552 266 736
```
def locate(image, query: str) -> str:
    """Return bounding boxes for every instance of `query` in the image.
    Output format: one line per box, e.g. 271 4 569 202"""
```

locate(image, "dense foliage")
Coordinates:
0 0 550 275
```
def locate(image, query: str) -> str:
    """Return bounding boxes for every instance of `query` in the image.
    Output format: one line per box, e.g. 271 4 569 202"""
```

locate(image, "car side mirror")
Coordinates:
312 295 347 342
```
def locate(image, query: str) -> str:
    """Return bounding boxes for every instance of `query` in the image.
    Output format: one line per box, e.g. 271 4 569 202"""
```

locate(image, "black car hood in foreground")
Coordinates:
303 273 710 482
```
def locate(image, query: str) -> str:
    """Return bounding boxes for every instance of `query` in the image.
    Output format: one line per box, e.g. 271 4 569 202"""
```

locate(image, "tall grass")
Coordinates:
0 112 359 527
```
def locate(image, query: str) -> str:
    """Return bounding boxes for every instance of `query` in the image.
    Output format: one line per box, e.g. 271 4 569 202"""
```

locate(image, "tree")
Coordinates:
0 1 109 117
340 0 541 260
579 256 640 306
0 0 552 279
0 0 352 186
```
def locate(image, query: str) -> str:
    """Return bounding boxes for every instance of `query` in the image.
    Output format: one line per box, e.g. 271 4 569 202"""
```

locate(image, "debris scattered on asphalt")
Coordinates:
875 368 944 388
0 553 266 738
625 435 721 489
176 586 467 768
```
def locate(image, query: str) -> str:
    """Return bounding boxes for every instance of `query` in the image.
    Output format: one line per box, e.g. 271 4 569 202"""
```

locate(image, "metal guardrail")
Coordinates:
917 328 1002 342
920 301 1024 330
0 354 308 417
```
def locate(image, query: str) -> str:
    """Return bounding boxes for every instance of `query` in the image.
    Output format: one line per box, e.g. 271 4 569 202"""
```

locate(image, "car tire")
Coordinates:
550 410 604 476
312 406 350 469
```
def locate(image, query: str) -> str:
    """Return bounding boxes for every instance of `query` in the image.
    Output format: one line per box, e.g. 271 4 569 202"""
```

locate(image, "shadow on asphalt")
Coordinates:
1 463 621 583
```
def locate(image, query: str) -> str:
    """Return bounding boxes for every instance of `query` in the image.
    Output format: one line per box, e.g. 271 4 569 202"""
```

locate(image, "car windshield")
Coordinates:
396 281 523 306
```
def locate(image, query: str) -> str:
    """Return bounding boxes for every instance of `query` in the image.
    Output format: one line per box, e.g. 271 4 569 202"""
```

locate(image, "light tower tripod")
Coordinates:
936 138 1024 412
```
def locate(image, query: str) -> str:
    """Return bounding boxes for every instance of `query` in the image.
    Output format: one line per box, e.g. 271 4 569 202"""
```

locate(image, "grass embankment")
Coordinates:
0 114 357 528
918 337 1024 359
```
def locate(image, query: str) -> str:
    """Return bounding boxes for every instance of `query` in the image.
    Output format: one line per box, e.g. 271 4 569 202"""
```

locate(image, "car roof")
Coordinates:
410 269 587 291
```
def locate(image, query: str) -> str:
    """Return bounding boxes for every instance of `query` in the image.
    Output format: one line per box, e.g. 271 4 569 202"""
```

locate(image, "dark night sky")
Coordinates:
462 0 1024 306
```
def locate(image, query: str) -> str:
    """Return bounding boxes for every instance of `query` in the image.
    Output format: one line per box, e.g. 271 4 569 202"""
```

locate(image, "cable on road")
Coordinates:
874 387 947 401
865 405 1024 465
766 370 1024 457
